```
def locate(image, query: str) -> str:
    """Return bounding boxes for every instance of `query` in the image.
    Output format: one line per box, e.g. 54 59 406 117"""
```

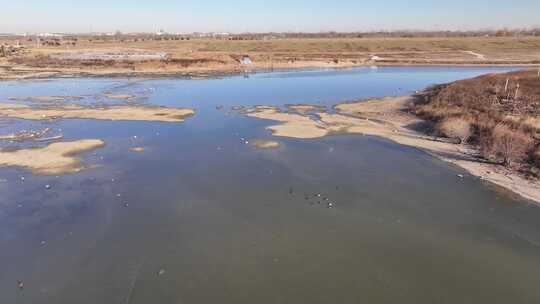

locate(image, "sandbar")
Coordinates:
0 139 105 175
103 92 137 101
129 147 145 153
250 139 281 149
0 103 195 122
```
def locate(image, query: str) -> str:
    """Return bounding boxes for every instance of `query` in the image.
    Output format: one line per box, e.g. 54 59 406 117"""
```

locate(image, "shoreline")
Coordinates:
245 96 540 204
1 62 537 81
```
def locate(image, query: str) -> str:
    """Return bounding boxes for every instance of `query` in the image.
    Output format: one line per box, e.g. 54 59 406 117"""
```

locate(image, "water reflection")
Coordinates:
2 67 540 304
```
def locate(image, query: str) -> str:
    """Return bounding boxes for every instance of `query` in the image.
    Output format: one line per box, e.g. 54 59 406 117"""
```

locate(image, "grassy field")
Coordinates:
17 36 537 52
25 36 540 57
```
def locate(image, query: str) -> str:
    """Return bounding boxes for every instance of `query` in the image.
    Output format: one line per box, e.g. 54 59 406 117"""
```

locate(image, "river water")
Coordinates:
2 67 540 303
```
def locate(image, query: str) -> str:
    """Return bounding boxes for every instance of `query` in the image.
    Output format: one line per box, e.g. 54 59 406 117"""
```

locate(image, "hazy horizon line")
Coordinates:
2 26 540 36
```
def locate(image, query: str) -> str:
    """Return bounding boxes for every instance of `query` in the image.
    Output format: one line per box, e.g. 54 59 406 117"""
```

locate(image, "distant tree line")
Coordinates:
5 28 540 43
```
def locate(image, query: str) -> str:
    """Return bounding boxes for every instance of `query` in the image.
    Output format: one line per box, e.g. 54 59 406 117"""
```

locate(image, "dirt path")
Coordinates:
462 50 487 60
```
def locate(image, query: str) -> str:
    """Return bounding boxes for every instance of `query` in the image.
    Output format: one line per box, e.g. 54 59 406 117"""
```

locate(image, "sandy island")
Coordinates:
246 97 540 204
103 92 137 101
8 96 84 103
129 147 145 153
250 139 281 149
0 103 195 122
0 139 105 175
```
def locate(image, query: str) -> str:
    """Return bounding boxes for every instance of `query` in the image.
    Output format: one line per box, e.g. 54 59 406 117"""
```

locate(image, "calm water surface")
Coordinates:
2 67 540 303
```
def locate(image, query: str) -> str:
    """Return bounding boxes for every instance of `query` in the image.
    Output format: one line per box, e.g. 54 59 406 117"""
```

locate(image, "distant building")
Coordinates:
38 33 64 38
212 32 231 38
262 35 278 40
155 29 167 36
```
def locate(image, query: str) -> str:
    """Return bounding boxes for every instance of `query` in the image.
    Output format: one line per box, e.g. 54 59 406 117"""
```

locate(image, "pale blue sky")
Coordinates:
2 0 539 33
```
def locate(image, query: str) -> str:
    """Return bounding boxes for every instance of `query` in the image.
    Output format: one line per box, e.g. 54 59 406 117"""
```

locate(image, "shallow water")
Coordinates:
3 67 540 303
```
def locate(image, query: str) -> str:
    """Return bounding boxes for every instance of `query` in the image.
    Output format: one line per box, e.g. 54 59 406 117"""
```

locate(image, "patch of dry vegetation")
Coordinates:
414 70 540 174
482 124 535 167
285 104 326 115
436 117 472 144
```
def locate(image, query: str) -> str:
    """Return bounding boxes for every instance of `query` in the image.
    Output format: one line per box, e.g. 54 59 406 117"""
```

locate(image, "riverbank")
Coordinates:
245 96 540 204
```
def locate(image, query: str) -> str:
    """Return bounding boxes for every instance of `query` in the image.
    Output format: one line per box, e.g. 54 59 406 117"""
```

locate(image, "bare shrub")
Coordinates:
415 70 540 174
483 124 534 167
437 117 472 144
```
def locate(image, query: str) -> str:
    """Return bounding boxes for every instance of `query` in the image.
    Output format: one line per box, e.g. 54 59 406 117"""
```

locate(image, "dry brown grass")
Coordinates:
437 117 472 144
10 36 538 56
504 115 540 136
481 124 534 167
415 70 540 171
418 70 540 116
